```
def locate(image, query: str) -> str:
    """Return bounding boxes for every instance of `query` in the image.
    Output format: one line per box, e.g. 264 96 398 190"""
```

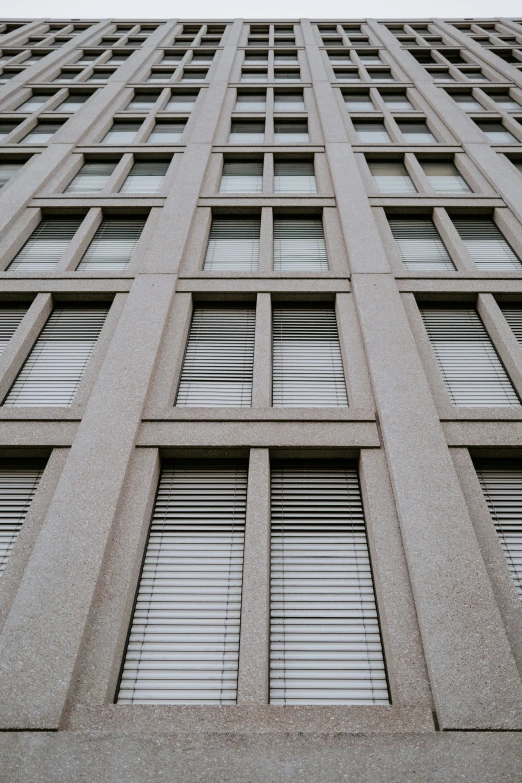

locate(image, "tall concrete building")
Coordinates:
1 14 522 781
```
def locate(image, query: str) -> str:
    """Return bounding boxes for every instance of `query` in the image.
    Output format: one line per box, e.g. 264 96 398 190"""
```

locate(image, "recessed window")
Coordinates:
368 69 394 81
204 216 260 271
368 161 416 193
102 122 142 144
78 218 146 271
381 92 414 110
65 161 117 193
476 121 519 143
488 93 522 111
274 93 304 112
182 69 207 81
274 70 300 81
274 217 328 271
125 94 159 112
57 93 91 112
229 121 265 143
334 69 360 81
354 122 391 143
420 161 471 193
17 93 54 112
344 94 375 111
389 217 455 271
451 93 485 112
426 68 455 82
148 121 186 143
219 160 263 193
120 161 169 193
235 93 266 112
397 121 436 143
0 160 25 189
87 69 114 82
274 121 309 142
165 92 198 112
274 159 317 192
241 69 267 82
20 122 63 145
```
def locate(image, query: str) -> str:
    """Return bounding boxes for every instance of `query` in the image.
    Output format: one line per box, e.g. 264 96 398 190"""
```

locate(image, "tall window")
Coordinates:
0 460 45 575
8 218 83 272
388 217 455 271
273 217 328 271
368 161 416 193
120 162 169 193
78 218 146 271
204 217 260 271
219 161 263 193
274 160 316 193
420 161 470 193
451 218 522 270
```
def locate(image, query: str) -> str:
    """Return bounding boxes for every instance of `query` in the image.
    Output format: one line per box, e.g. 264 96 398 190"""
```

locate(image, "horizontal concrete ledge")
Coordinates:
142 407 376 421
368 198 505 208
0 421 78 446
176 278 351 292
444 421 522 447
398 279 522 291
0 279 133 291
2 730 522 783
198 197 337 207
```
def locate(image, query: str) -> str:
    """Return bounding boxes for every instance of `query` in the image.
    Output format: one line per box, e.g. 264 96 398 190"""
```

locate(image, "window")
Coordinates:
176 305 255 406
148 121 185 143
241 69 267 82
451 218 522 270
235 93 266 112
204 217 260 271
0 305 27 354
274 159 316 192
219 160 263 193
397 121 436 143
451 94 485 112
488 94 521 111
420 305 519 406
147 69 174 83
335 69 360 82
87 69 114 82
182 69 207 81
354 122 391 143
229 121 264 143
476 122 519 144
57 93 90 112
0 123 19 142
475 461 522 602
274 121 309 142
420 161 471 193
8 217 82 271
274 70 300 81
272 305 347 406
120 161 169 193
117 460 247 705
501 305 522 344
65 161 117 193
388 217 455 271
165 92 198 112
274 93 304 112
21 122 62 145
273 217 328 271
368 69 394 81
0 460 44 575
368 161 416 193
4 305 109 406
0 161 24 188
125 95 159 111
78 218 146 271
344 94 375 111
102 122 142 144
17 93 53 112
270 460 389 705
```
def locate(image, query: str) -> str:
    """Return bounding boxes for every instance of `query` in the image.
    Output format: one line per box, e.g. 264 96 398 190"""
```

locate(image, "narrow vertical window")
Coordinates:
118 461 247 705
204 217 260 271
270 461 389 705
388 217 455 271
273 217 328 271
8 218 83 272
78 218 145 271
0 460 45 575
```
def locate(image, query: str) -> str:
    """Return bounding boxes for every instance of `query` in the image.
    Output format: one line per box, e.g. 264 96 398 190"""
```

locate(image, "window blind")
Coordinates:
273 305 348 406
354 122 391 142
120 162 169 194
118 461 247 705
270 461 389 705
388 218 455 271
0 161 23 189
476 462 522 601
165 93 198 111
219 161 263 193
420 161 470 193
273 217 328 271
274 160 317 193
65 162 117 193
368 162 416 194
102 122 141 144
397 122 436 142
274 122 309 142
451 218 522 271
148 122 185 143
229 122 265 142
78 218 145 271
204 217 260 271
8 218 82 272
501 305 522 344
420 305 519 406
0 305 27 354
274 94 304 111
0 460 44 575
4 305 109 406
176 305 255 406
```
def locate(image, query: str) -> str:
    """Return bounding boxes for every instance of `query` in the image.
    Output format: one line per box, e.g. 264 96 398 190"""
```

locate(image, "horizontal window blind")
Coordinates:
368 162 416 194
4 305 109 407
270 462 389 705
65 162 117 193
219 161 263 193
148 122 185 143
420 305 519 407
397 122 435 142
102 122 142 144
176 305 255 406
8 218 83 272
120 162 169 194
452 218 522 270
501 305 522 344
420 161 470 193
273 305 348 406
235 94 266 111
118 461 247 705
274 94 304 111
204 217 260 271
0 460 44 575
0 305 27 354
229 122 265 142
274 122 309 142
78 218 145 271
388 218 455 271
274 217 328 271
0 161 23 188
274 160 317 193
476 462 522 602
165 94 198 111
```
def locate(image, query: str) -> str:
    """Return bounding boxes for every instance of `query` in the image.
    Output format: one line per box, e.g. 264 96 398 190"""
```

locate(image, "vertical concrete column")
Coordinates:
252 293 272 408
237 447 271 704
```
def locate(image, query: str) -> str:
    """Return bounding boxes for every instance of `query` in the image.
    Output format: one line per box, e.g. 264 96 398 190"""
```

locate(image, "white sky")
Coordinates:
7 0 522 20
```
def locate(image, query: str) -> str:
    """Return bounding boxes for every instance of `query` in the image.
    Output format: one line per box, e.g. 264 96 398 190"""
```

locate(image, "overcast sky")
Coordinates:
9 0 522 20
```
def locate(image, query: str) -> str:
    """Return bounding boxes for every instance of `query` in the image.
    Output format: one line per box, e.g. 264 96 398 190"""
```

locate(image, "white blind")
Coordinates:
219 161 263 193
4 305 109 407
270 461 389 705
0 305 27 354
420 305 520 407
78 219 145 271
501 305 522 344
204 217 260 271
274 122 309 142
274 217 328 271
120 162 169 194
388 218 455 271
274 160 317 193
368 161 416 194
476 462 522 602
273 305 348 406
452 218 522 271
0 461 44 575
8 218 82 272
0 162 23 189
229 122 265 142
420 161 470 193
118 461 247 705
176 305 255 407
65 162 117 193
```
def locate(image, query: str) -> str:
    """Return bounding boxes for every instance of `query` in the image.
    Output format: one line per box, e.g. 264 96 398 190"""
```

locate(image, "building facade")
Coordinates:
1 15 522 781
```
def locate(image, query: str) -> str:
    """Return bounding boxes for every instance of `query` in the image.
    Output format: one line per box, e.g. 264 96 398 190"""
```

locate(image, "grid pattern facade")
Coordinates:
2 15 522 782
